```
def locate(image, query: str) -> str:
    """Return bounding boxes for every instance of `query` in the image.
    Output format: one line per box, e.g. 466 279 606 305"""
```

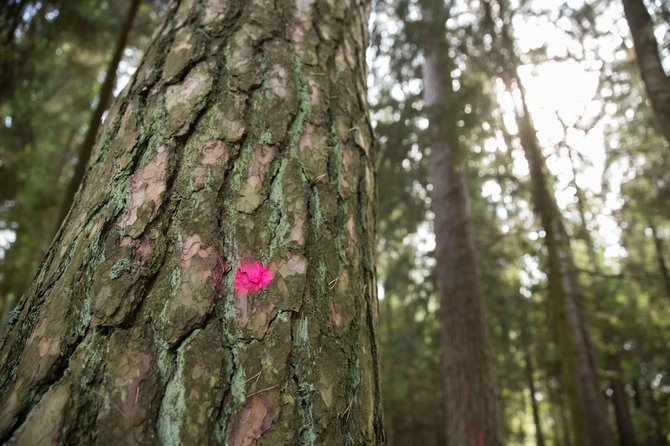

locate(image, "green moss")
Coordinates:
108 258 136 280
229 348 247 404
296 317 309 345
316 261 327 299
327 124 344 185
157 340 188 445
309 187 323 230
264 159 290 261
288 54 312 157
259 129 273 144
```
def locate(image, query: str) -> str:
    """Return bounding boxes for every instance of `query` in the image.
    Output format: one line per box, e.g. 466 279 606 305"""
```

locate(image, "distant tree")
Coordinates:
0 1 384 444
56 0 141 228
483 1 615 444
420 0 505 444
622 0 670 148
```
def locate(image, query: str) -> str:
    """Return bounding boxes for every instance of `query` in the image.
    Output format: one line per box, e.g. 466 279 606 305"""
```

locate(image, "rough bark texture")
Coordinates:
0 1 384 444
622 0 670 148
57 0 142 229
422 5 505 445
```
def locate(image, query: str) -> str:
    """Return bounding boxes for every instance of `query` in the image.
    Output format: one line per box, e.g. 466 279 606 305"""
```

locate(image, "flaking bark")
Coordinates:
0 1 384 444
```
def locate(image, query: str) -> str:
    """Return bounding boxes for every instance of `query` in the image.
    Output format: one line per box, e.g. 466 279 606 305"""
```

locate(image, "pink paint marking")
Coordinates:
234 261 273 293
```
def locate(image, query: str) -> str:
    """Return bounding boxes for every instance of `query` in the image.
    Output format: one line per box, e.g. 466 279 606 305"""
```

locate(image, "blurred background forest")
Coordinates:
1 0 669 445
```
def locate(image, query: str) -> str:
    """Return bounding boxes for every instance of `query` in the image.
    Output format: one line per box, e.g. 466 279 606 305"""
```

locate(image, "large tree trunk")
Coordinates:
486 2 615 444
422 3 504 445
622 0 670 148
56 0 142 229
0 1 384 444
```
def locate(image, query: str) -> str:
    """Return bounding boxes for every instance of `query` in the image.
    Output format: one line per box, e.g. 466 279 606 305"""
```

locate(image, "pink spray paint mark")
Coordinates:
234 261 273 293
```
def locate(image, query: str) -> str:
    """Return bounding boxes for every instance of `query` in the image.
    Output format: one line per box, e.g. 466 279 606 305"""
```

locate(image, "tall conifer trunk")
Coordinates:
483 1 615 444
421 2 504 444
0 1 384 444
517 121 613 445
622 0 670 148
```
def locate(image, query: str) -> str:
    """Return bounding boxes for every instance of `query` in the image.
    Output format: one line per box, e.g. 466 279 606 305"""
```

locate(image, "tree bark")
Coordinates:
422 3 504 445
622 0 670 148
486 2 615 444
56 0 142 229
0 1 384 444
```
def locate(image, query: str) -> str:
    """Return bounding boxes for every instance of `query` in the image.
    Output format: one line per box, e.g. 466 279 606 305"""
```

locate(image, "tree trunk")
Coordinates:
566 145 599 270
0 1 384 444
566 146 639 446
649 220 670 300
516 88 614 446
422 3 504 445
608 355 638 446
524 349 546 446
622 0 670 148
487 2 615 444
56 0 142 229
0 0 29 104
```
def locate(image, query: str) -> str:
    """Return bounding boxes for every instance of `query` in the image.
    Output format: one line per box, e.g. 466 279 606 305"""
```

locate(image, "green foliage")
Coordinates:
0 0 163 322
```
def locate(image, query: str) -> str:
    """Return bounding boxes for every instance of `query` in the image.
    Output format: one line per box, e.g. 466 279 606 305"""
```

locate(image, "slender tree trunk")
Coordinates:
524 349 546 446
0 0 28 104
0 1 384 444
622 0 670 148
566 145 599 270
608 355 638 446
557 392 573 446
56 0 141 229
516 86 614 446
566 146 639 446
649 220 670 300
422 3 504 445
486 2 615 444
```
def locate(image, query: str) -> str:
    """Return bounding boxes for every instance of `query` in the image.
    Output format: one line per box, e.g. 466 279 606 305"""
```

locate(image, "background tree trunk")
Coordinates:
56 0 142 229
649 220 670 301
486 1 615 444
0 0 384 444
622 0 670 148
516 88 614 446
422 2 505 444
608 355 638 446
